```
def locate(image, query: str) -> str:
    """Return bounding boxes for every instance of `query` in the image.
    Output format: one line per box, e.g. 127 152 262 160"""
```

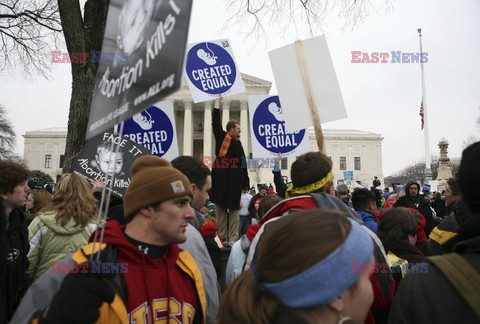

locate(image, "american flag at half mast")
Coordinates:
419 100 424 130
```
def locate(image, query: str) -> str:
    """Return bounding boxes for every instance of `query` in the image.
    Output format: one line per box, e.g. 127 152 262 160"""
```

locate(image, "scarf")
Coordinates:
218 131 237 158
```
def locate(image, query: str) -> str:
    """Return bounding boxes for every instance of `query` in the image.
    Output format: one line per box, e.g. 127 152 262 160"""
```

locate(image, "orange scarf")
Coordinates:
219 132 237 157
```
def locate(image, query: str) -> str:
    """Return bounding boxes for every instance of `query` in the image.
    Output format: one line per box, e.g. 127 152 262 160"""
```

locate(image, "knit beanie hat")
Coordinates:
124 155 193 220
458 141 480 213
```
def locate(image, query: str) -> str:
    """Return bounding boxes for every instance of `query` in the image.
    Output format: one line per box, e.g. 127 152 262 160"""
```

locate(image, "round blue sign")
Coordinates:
253 96 305 154
185 42 236 94
122 106 174 157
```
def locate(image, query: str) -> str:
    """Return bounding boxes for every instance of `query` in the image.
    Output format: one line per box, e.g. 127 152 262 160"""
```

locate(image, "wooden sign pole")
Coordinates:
294 40 325 153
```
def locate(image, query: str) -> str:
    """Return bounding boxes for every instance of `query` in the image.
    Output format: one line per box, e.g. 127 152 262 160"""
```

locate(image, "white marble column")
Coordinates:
222 100 230 130
183 100 193 155
240 100 249 157
203 101 212 159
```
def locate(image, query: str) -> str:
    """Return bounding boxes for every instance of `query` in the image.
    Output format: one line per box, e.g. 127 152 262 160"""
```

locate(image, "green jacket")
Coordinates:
27 211 97 281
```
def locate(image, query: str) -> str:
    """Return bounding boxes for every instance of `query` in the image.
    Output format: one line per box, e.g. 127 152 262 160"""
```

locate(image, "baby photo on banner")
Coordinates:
86 0 193 140
248 95 310 158
184 39 245 103
122 101 179 161
70 131 150 198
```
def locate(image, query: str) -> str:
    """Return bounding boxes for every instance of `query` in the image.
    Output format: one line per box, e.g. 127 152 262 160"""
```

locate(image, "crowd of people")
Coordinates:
1 99 479 323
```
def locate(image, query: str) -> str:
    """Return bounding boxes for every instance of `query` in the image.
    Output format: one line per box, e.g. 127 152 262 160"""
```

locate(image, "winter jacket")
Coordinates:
225 235 251 287
356 210 378 234
248 193 266 217
428 214 458 255
189 206 206 230
0 208 30 323
27 211 97 281
179 224 220 324
388 212 480 323
394 181 438 236
382 241 425 264
243 194 395 324
209 108 250 210
431 197 447 219
383 195 396 210
239 192 253 217
273 168 287 199
12 221 207 324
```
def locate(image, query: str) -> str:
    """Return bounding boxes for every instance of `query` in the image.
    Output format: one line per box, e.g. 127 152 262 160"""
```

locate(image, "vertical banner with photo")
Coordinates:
122 101 179 161
86 0 193 140
248 95 310 158
184 39 245 103
70 132 150 198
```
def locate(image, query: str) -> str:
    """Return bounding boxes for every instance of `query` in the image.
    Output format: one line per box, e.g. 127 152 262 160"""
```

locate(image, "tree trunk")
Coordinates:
58 0 109 172
64 64 98 171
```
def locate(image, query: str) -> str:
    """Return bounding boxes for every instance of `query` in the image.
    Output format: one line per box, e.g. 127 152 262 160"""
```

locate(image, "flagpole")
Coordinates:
418 28 432 182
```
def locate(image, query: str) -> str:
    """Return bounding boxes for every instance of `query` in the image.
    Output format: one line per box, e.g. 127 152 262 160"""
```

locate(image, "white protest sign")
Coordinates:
122 101 179 161
86 0 193 140
269 35 347 133
248 95 310 158
184 39 245 103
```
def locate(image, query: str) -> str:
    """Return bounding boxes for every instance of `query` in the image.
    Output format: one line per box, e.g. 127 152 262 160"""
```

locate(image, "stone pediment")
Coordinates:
241 73 272 87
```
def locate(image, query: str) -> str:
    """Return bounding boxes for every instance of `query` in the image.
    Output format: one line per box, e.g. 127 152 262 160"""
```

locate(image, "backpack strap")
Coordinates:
427 253 480 318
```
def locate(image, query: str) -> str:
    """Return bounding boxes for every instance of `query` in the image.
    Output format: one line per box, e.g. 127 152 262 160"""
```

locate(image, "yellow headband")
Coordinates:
285 171 333 198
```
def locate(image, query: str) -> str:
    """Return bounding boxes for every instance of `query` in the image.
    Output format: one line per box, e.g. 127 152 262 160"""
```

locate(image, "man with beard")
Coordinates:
394 180 438 236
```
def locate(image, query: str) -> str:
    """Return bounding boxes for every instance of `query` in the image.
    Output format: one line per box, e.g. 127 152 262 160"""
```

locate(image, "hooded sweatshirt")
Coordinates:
394 181 437 235
27 211 96 281
99 221 199 322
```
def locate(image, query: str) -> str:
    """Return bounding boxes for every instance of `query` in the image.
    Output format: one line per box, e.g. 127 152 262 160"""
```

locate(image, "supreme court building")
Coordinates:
23 73 384 188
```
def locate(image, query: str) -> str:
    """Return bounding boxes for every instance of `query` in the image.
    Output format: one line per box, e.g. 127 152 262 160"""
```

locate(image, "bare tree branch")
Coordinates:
0 104 16 158
0 0 62 77
224 0 387 43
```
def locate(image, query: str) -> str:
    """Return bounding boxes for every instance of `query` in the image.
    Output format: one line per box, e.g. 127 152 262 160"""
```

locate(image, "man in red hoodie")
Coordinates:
13 156 207 323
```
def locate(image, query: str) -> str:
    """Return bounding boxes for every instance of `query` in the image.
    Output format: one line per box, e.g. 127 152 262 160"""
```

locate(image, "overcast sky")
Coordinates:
1 0 479 176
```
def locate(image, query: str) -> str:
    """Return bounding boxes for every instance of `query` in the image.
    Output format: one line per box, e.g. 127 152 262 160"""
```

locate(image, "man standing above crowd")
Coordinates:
394 180 438 236
0 160 31 323
209 96 250 244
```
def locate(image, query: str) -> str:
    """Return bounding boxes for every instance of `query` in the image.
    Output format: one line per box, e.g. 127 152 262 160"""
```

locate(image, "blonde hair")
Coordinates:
31 189 52 213
43 173 98 227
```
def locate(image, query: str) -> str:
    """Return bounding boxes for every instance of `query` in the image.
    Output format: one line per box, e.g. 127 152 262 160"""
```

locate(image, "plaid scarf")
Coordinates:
218 131 237 157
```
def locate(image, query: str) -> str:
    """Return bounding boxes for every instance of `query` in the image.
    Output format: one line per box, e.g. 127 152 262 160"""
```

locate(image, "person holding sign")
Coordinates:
12 156 207 323
209 96 250 244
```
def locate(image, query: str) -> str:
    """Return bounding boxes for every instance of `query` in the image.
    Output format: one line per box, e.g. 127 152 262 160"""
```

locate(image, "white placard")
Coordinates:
184 39 245 103
248 95 311 158
269 35 347 132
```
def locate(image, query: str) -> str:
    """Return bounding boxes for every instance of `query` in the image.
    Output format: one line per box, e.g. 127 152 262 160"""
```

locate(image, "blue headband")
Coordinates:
252 219 373 308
